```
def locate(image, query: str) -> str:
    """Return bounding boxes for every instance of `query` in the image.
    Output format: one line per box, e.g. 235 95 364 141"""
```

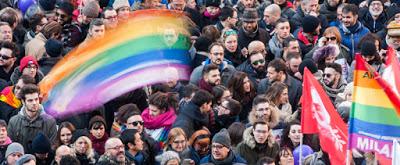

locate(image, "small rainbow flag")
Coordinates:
349 55 400 163
39 10 192 117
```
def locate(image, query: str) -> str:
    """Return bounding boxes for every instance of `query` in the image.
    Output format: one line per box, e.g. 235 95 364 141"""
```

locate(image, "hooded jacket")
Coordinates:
190 60 236 86
7 105 57 152
248 103 280 128
359 8 388 33
172 102 209 137
236 127 280 164
10 67 44 85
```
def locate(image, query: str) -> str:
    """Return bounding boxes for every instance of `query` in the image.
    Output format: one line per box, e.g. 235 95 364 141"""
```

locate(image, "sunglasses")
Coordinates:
0 54 12 60
323 73 333 78
252 59 265 66
55 12 67 19
128 121 144 126
325 37 336 41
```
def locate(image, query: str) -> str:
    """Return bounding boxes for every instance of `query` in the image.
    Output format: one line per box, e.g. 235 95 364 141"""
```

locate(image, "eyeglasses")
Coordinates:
252 59 265 66
325 37 336 41
211 144 224 149
0 54 12 60
107 145 124 150
127 121 144 126
323 73 333 78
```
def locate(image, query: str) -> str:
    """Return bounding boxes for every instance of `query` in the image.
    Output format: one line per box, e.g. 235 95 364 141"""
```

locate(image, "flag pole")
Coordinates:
299 134 303 165
346 149 350 165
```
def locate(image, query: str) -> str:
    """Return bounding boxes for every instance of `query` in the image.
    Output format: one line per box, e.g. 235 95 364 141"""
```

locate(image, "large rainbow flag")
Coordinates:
349 55 400 163
39 10 192 117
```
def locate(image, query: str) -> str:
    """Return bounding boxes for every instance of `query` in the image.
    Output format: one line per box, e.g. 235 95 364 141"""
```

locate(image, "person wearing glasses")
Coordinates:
10 56 44 86
98 137 131 165
237 52 267 86
101 7 118 30
322 63 347 102
164 128 189 155
200 128 247 164
0 41 17 83
247 95 279 128
236 121 280 164
123 105 160 165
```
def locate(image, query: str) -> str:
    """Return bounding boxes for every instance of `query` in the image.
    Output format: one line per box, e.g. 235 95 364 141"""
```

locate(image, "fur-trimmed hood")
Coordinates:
242 126 275 149
248 105 280 129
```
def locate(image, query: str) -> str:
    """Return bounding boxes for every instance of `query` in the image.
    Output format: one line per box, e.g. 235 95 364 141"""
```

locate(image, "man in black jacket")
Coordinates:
173 90 214 137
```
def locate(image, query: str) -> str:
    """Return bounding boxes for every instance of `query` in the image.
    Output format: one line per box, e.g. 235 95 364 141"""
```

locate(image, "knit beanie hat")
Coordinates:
302 15 320 33
299 59 318 75
19 56 39 72
113 0 130 10
56 1 74 16
5 143 24 158
83 1 100 18
71 129 89 144
368 0 384 6
212 128 231 148
45 39 63 57
15 154 36 165
89 115 107 129
31 133 51 154
361 41 378 56
205 0 220 7
39 0 56 11
156 151 181 165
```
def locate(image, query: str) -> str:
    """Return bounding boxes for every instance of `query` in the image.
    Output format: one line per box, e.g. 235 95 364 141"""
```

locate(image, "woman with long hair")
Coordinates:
266 82 292 127
164 127 189 155
54 122 76 149
141 92 178 148
221 28 245 67
71 130 97 164
227 71 256 122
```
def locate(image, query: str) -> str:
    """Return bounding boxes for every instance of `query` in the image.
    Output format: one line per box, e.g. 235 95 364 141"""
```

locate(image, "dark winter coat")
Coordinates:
172 102 209 137
38 57 62 76
236 127 280 164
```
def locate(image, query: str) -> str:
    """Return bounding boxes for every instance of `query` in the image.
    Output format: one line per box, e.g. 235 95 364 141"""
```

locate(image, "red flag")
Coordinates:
301 68 348 165
380 47 400 117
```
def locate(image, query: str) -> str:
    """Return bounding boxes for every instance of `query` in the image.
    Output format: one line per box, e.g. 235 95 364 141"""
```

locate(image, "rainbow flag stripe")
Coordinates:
349 55 400 162
39 10 192 117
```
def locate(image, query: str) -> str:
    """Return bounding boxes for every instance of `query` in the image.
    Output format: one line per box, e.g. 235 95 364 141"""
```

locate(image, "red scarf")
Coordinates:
297 29 318 46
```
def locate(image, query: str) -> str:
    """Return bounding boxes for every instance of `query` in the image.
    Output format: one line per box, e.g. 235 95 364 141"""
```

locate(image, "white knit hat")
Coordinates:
113 0 130 10
156 151 181 165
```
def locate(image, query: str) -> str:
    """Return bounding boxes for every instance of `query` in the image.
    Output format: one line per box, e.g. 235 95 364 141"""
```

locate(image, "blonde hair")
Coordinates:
165 127 187 151
73 136 96 162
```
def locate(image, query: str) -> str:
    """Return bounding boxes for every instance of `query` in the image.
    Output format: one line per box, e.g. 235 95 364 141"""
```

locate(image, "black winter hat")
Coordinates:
71 129 89 144
299 59 318 75
194 37 212 52
368 0 384 7
45 39 63 57
361 41 378 56
39 0 56 11
302 15 320 33
205 0 220 7
31 133 51 154
56 1 74 16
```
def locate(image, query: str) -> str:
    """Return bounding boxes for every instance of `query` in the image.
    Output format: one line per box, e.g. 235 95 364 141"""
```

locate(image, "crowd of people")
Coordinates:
0 0 399 164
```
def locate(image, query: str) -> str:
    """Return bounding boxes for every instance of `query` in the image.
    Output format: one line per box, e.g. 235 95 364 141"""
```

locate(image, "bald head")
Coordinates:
55 145 74 164
264 4 281 16
105 138 126 163
248 41 266 55
105 138 122 150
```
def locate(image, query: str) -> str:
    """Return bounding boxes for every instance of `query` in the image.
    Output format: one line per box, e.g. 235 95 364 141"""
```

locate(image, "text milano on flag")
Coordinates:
349 55 400 163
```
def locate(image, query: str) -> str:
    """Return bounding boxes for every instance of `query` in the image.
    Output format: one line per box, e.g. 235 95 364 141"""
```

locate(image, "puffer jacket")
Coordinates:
7 105 57 152
236 127 280 164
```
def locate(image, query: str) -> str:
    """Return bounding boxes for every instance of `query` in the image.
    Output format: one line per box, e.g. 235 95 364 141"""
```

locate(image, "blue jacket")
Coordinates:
336 21 370 57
